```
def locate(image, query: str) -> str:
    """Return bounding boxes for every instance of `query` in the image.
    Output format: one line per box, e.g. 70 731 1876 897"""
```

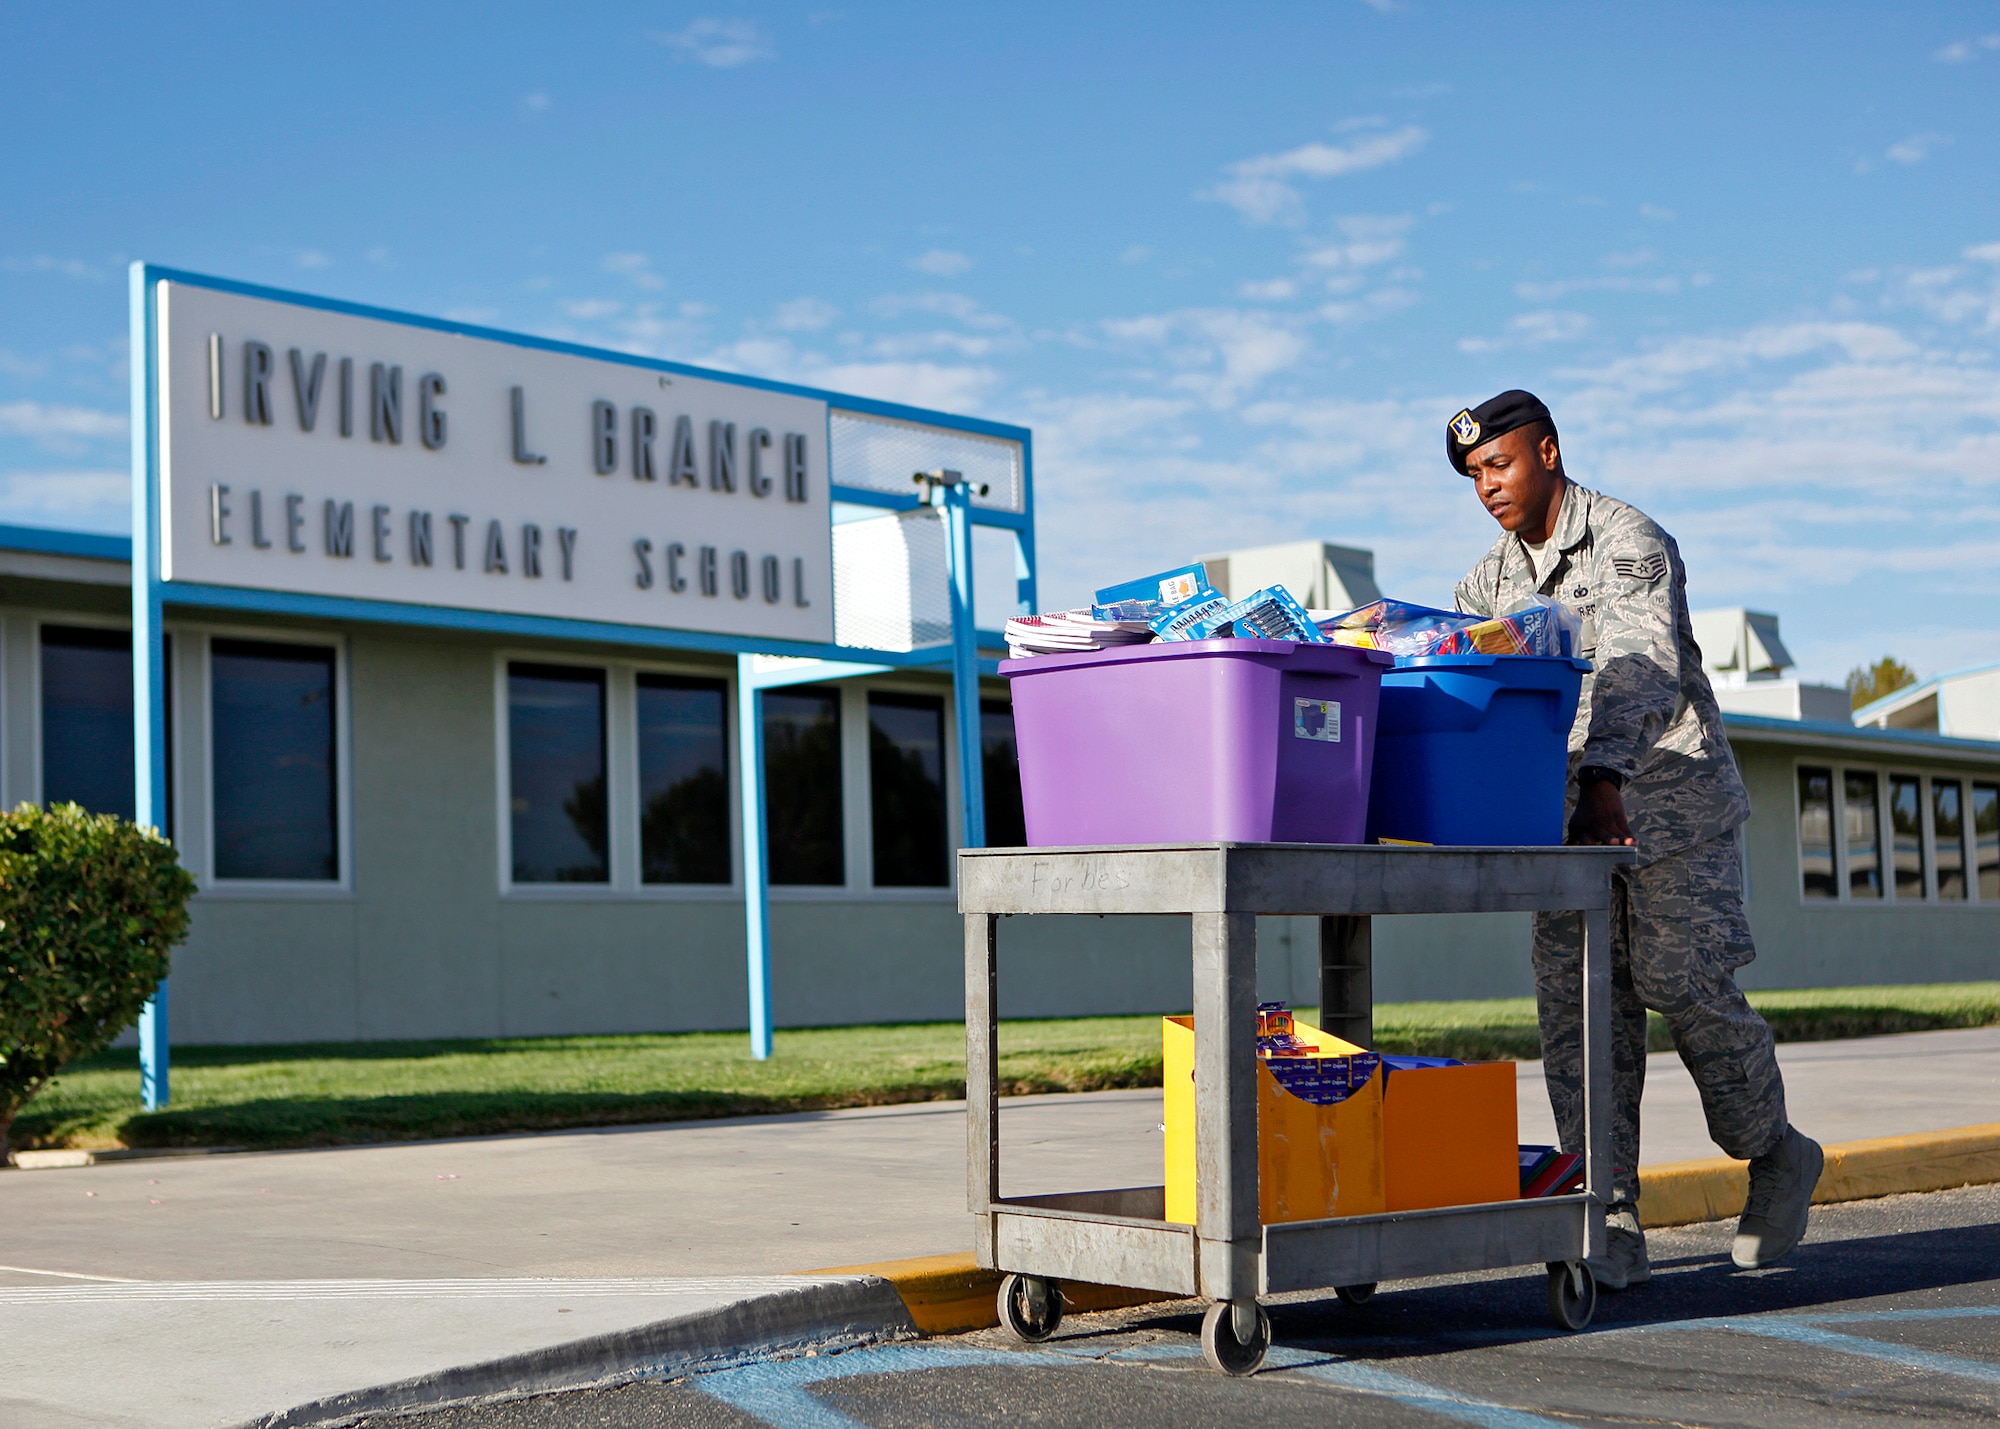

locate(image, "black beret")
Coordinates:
1445 390 1556 475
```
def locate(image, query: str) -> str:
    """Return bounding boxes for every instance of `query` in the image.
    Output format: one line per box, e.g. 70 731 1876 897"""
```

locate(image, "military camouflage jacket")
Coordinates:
1453 481 1749 866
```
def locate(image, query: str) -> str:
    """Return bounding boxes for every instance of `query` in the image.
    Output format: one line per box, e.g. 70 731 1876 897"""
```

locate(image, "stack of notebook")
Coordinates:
1003 609 1154 658
1518 1145 1586 1198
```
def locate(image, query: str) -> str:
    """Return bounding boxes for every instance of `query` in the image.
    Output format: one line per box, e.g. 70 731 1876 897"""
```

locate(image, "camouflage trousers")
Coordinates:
1532 830 1788 1206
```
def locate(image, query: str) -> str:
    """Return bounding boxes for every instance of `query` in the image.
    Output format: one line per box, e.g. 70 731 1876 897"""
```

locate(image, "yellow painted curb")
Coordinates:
807 1252 1169 1335
1638 1122 2000 1229
814 1123 2000 1333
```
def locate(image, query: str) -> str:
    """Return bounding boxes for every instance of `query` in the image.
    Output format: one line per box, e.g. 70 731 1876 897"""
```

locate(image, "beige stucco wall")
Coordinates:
6 559 1990 1046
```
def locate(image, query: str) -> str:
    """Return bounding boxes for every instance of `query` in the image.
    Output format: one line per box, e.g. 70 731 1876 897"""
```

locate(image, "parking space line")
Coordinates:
683 1296 2000 1428
690 1338 1588 1429
1801 1307 2000 1325
1277 1355 1578 1428
691 1345 1053 1428
1718 1320 2000 1385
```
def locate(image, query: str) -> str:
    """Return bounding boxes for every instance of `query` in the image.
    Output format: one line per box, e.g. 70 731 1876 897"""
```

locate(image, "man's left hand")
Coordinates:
1569 778 1635 847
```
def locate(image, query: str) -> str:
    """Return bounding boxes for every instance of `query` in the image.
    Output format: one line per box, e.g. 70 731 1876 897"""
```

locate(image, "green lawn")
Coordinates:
11 982 1999 1154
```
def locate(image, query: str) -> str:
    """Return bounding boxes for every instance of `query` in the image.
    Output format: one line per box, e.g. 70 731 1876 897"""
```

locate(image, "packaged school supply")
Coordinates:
1092 563 1212 622
1188 586 1331 643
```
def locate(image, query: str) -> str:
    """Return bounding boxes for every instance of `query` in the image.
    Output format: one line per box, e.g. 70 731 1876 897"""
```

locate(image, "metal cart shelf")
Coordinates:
960 841 1636 1372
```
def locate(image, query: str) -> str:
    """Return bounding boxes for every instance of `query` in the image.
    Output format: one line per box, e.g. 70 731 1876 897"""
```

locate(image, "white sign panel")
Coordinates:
155 280 834 643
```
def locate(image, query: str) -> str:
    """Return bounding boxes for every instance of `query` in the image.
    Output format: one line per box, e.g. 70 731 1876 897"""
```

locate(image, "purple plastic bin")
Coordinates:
999 639 1393 846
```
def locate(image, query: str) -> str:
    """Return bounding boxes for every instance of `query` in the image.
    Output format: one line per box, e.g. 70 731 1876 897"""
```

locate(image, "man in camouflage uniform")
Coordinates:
1446 390 1822 1289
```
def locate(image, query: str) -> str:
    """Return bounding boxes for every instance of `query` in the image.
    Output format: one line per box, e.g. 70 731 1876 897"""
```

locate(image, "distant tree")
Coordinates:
1847 657 1917 712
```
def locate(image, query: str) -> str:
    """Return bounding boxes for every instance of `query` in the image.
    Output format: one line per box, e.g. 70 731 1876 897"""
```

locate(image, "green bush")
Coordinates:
0 804 196 1156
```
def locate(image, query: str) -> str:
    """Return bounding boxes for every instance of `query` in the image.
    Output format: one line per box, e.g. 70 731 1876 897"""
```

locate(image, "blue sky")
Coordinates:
4 2 1999 683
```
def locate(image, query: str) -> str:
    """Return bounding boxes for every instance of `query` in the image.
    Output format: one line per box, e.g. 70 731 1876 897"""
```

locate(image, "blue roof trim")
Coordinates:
1724 711 2000 757
154 580 1010 665
137 265 1032 445
0 523 131 562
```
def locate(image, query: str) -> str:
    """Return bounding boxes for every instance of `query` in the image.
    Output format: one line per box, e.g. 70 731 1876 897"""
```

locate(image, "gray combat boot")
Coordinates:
1733 1126 1824 1269
1586 1201 1649 1291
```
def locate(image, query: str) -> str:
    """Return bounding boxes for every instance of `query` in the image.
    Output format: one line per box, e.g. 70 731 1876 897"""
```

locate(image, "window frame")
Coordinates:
839 676 966 902
1793 759 1992 909
198 624 352 897
502 658 613 890
487 658 994 904
494 649 746 901
865 687 952 890
634 669 735 889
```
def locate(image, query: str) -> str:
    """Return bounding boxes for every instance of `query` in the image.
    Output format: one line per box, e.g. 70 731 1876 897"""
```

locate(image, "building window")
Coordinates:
765 688 844 885
1888 774 1925 900
508 664 607 884
1975 783 2000 901
1843 771 1881 899
41 625 135 822
981 699 1027 848
1934 780 1967 901
211 638 337 881
1797 767 1835 899
869 692 948 887
637 674 730 885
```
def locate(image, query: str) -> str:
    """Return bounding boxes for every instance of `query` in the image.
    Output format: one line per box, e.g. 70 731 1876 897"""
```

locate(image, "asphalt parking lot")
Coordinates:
368 1180 2000 1428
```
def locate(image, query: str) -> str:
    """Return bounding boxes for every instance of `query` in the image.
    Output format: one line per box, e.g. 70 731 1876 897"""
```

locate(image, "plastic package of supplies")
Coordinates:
1320 595 1581 659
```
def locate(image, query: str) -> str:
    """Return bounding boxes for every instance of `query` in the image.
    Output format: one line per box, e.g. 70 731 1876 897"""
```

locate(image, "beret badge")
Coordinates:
1450 410 1481 447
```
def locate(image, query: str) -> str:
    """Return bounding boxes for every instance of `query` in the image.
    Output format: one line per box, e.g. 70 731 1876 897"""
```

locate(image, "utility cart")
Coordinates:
960 841 1635 1374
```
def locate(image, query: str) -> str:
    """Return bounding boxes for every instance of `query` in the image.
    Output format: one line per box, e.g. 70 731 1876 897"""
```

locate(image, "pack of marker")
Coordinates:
1188 585 1329 643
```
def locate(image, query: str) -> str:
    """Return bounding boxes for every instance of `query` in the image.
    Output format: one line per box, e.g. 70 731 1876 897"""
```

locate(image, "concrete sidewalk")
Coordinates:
2 1025 1994 1428
8 1026 1994 1286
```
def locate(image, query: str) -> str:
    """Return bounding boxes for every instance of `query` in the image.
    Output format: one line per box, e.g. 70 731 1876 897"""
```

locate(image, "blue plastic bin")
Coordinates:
1365 654 1590 846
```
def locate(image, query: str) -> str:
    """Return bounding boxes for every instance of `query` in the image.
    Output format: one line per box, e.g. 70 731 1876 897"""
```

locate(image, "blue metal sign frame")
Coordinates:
129 263 1034 1097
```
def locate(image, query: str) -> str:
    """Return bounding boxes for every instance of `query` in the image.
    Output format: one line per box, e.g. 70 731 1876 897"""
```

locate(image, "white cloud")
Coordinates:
1119 246 1154 265
1514 273 1686 301
563 299 624 320
1238 278 1298 301
869 291 1011 331
0 401 126 441
1886 132 1951 165
796 360 996 411
1205 125 1427 224
601 252 665 290
295 249 331 270
1935 34 2000 62
911 249 972 276
0 469 128 530
1 255 104 282
1458 310 1593 353
654 17 775 68
1100 307 1310 408
772 297 839 331
522 91 551 112
1301 214 1412 272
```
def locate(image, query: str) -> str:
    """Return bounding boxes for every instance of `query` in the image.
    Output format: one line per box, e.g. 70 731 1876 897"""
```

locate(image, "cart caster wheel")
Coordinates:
1547 1260 1596 1331
1201 1299 1271 1376
997 1274 1063 1342
1334 1283 1377 1307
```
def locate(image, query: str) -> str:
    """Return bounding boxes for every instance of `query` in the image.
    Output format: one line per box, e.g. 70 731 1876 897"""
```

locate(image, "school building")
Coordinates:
18 268 1997 1055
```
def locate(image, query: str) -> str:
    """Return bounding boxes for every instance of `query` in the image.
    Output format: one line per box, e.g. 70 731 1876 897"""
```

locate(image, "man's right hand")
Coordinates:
1569 778 1636 847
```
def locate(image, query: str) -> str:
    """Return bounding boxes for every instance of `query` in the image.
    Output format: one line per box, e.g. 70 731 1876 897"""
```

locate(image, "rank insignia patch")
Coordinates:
1612 552 1669 583
1450 410 1481 446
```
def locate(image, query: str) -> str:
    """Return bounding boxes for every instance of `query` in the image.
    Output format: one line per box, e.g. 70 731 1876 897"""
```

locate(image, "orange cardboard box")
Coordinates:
1381 1060 1519 1211
1163 1016 1517 1225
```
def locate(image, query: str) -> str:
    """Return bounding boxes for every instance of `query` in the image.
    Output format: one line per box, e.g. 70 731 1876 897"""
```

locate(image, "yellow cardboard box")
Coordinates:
1163 1015 1518 1225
